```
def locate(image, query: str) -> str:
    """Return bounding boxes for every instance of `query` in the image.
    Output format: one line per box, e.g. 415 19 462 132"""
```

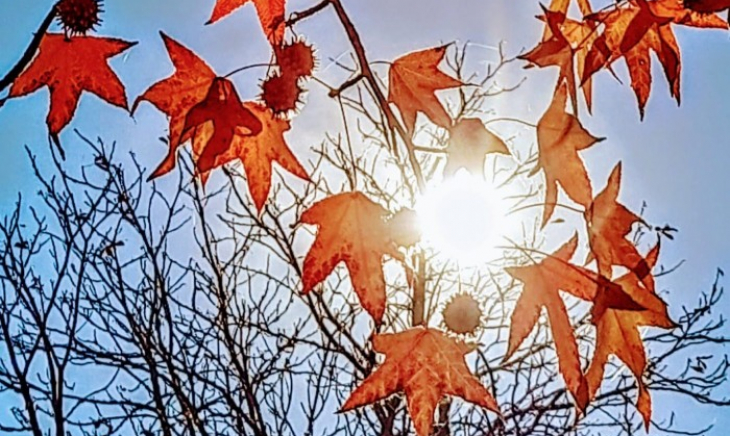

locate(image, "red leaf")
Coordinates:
201 102 310 211
207 0 286 46
9 33 135 143
180 77 262 173
388 46 463 134
534 84 603 227
684 0 730 13
300 192 414 323
133 32 216 179
340 327 499 436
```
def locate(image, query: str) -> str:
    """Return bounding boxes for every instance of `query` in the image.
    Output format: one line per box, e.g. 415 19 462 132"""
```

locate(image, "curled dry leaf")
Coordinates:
586 243 676 429
133 32 216 179
585 163 653 291
388 46 463 134
179 77 262 174
8 33 135 151
300 192 416 323
201 102 310 212
534 84 603 227
340 327 499 436
684 0 730 12
206 0 286 46
583 0 727 117
443 118 510 179
521 6 597 112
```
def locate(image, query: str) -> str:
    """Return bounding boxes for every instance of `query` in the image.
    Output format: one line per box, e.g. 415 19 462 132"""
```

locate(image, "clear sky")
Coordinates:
0 0 728 434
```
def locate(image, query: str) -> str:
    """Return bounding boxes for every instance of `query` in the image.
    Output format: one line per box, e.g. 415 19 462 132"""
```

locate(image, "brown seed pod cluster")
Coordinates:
56 0 103 36
277 40 316 78
442 292 483 335
261 73 304 115
388 208 421 248
261 40 316 115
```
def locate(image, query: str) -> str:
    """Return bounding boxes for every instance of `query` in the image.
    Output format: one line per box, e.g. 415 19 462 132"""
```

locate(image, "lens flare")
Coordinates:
416 171 508 264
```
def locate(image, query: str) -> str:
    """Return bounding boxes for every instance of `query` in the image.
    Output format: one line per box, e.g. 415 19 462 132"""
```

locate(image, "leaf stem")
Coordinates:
223 63 274 78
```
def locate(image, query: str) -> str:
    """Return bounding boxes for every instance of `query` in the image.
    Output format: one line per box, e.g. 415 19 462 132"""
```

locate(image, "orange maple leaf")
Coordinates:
648 0 729 27
443 118 510 178
179 77 262 174
340 327 499 436
684 0 730 12
200 102 309 211
625 24 681 118
207 0 286 46
585 163 652 291
300 192 414 323
521 7 597 112
583 0 726 117
133 32 216 179
586 243 675 429
533 84 603 227
505 235 595 410
584 4 679 118
388 46 463 135
8 33 135 152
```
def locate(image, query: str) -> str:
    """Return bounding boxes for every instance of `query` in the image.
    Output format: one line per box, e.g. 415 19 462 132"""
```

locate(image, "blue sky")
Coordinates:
0 0 728 434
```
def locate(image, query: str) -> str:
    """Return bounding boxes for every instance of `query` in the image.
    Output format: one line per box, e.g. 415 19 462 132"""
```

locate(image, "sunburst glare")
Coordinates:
416 170 510 265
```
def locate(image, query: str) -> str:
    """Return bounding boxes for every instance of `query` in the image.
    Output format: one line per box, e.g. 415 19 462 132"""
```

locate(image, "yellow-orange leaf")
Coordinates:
300 192 414 323
586 243 675 429
388 46 463 134
505 234 596 410
443 118 510 178
341 327 499 436
585 163 652 291
534 84 603 227
521 8 597 112
583 0 727 117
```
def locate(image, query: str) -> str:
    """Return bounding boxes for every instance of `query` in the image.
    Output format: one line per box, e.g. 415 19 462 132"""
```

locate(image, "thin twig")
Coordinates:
0 5 57 94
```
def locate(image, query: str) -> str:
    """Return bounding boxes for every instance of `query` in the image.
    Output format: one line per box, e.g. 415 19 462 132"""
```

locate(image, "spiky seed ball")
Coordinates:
56 0 103 36
442 293 483 335
388 208 421 248
276 41 316 78
261 73 303 114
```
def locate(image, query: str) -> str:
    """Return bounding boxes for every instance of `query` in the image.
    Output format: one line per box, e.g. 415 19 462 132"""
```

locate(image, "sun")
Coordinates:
416 171 509 265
